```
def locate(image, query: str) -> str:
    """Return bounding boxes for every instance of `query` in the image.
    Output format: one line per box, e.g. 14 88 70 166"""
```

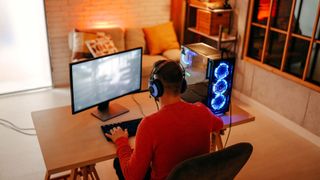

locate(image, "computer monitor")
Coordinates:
70 47 142 121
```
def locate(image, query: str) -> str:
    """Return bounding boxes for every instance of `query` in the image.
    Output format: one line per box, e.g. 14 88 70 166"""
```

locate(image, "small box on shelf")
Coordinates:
196 8 230 36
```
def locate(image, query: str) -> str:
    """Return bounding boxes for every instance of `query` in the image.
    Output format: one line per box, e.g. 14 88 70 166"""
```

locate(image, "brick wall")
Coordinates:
45 0 171 86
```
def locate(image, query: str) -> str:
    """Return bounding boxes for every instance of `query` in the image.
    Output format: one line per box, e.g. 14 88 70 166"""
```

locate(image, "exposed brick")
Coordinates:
46 0 171 86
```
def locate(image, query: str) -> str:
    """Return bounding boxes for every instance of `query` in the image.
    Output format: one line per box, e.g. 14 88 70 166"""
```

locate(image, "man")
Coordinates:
106 60 223 180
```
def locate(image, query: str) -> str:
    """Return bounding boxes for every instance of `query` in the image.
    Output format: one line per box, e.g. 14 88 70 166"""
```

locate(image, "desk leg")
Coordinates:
211 132 224 152
70 169 78 180
91 164 100 180
80 167 88 180
210 132 217 152
45 171 51 180
215 133 223 151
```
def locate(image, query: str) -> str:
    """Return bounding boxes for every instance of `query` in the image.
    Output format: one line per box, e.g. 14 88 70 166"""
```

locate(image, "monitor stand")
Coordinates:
91 101 129 122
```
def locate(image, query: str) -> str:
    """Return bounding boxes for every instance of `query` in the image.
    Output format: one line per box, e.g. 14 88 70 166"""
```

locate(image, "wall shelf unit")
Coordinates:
183 0 237 52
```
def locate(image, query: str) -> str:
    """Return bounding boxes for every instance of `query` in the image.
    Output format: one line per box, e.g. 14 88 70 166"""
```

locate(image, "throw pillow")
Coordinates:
86 34 118 57
125 28 147 54
143 22 179 55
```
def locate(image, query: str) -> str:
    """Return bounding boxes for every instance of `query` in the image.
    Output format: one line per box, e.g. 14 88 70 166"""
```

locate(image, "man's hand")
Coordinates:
105 126 128 142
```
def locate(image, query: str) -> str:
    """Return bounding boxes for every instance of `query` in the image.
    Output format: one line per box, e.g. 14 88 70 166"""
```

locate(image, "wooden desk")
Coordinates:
32 92 254 180
210 103 255 152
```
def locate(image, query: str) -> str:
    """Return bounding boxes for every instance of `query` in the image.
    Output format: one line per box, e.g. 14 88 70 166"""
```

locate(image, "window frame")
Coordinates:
243 0 320 92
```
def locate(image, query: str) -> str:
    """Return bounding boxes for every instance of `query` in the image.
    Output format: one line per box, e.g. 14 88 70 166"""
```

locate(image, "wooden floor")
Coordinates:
0 88 320 180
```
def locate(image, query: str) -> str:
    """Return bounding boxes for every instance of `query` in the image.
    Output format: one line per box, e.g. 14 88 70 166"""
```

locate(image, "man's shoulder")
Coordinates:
193 101 207 108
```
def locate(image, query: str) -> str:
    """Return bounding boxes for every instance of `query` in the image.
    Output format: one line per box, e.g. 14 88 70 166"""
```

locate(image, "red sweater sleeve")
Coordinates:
210 114 223 132
115 118 153 180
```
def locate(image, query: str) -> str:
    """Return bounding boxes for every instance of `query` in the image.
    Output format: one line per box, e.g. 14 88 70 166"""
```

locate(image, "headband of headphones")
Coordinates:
148 60 187 98
150 60 185 80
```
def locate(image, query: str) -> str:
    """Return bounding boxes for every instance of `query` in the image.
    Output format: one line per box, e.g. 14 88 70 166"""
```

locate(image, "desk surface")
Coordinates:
32 92 254 175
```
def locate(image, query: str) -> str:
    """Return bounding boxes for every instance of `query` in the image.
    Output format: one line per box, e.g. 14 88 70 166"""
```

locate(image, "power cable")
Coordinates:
223 101 232 148
0 118 35 130
154 99 159 111
131 94 146 117
0 119 37 136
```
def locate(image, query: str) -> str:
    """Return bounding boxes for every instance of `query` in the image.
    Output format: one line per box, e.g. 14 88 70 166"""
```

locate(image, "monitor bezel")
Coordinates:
69 47 143 115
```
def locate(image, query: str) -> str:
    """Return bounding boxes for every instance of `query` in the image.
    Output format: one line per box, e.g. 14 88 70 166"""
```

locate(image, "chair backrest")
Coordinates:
166 142 253 180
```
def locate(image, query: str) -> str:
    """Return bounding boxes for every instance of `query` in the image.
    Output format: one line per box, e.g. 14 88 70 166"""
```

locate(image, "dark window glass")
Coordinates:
247 26 266 60
292 0 319 37
285 37 310 77
270 0 293 30
307 43 320 85
264 31 286 69
252 0 271 25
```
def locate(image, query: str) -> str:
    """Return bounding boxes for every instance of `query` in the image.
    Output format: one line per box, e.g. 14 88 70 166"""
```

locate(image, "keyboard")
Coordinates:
101 118 143 141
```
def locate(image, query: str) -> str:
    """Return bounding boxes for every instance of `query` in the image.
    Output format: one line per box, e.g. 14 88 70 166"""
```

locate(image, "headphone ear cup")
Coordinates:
149 79 164 98
180 78 187 94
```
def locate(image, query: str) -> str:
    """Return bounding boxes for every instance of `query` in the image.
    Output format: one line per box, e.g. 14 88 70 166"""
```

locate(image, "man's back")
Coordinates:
110 60 223 180
117 101 223 180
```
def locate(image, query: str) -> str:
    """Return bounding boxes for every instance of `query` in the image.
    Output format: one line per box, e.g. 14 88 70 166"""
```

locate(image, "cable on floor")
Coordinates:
0 120 37 136
0 118 35 130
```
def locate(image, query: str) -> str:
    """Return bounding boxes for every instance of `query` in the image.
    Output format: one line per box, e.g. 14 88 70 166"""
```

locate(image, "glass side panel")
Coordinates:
264 31 286 69
291 0 319 37
307 43 320 85
285 37 310 77
270 0 293 31
247 26 266 61
252 0 271 25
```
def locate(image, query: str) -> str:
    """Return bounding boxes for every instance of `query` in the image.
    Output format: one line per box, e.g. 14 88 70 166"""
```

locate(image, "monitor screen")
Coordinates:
70 47 142 120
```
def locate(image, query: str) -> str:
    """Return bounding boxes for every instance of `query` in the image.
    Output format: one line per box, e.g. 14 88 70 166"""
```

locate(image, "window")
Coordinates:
0 0 52 94
244 0 320 91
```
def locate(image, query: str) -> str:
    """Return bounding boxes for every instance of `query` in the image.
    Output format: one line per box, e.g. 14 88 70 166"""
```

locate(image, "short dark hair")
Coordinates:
154 60 184 95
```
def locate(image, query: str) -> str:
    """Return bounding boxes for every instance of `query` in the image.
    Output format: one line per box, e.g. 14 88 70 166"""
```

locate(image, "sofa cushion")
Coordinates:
142 55 167 77
143 22 180 55
125 28 147 54
162 49 181 62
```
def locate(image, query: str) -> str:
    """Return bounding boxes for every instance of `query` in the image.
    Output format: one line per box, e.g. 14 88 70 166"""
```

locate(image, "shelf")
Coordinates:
188 27 237 43
189 3 233 13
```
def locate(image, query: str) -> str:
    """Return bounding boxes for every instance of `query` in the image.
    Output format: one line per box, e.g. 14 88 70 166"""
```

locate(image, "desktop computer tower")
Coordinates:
207 55 235 115
180 43 235 115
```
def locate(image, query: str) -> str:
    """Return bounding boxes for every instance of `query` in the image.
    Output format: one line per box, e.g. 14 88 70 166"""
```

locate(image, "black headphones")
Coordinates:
148 60 187 98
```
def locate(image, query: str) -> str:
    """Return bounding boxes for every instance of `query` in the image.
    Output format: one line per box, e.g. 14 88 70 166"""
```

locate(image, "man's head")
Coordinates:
149 60 187 98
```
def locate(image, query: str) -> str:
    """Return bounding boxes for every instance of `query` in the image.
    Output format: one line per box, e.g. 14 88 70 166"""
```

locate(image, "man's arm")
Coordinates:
106 119 153 180
211 114 223 132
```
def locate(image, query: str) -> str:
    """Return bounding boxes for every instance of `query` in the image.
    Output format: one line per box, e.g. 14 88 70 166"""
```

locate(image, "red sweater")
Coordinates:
115 101 223 180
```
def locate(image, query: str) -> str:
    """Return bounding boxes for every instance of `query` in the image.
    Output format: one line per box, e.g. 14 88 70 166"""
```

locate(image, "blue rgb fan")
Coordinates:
211 95 226 110
214 63 229 79
213 79 228 94
207 58 235 115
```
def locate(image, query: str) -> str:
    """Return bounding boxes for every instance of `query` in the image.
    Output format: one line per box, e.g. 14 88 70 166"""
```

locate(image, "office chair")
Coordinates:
166 142 253 180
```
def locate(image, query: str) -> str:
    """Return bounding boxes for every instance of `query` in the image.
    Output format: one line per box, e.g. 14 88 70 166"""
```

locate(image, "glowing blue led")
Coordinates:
181 49 196 66
211 95 226 110
213 79 228 94
214 63 229 79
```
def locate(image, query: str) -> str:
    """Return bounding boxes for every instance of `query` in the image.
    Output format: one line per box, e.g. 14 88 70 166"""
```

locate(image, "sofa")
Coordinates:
68 27 181 90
